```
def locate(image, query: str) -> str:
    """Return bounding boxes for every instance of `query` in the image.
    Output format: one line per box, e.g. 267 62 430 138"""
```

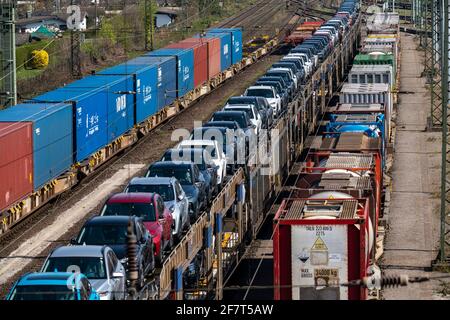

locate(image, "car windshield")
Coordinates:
102 202 156 221
77 223 129 245
148 167 193 185
225 107 254 119
228 98 255 106
246 88 274 98
42 257 106 279
127 184 174 201
9 285 76 300
268 72 290 82
258 83 281 94
212 114 246 129
164 149 209 170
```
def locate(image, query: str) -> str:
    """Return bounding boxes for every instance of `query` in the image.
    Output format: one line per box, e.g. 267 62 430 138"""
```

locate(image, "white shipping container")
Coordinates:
291 224 349 300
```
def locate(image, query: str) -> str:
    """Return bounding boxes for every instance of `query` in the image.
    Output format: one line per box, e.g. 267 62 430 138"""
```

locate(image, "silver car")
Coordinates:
124 177 190 242
40 245 126 300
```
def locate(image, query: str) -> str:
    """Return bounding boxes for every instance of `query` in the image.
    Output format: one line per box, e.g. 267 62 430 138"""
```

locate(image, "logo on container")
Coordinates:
136 79 141 94
143 85 152 103
86 113 99 137
224 44 229 55
157 67 162 87
116 95 127 113
183 66 190 81
35 128 40 136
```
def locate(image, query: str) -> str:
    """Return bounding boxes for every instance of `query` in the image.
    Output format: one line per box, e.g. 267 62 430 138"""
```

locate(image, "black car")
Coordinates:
73 216 155 288
265 70 296 100
160 148 218 202
210 111 256 161
146 161 207 221
226 96 270 129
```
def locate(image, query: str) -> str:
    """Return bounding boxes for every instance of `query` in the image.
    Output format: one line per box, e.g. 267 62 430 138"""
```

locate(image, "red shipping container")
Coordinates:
167 39 208 87
273 197 373 300
178 37 221 79
0 122 33 212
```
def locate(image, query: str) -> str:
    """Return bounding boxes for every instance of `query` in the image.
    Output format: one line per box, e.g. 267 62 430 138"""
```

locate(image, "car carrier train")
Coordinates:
3 0 379 300
274 9 400 300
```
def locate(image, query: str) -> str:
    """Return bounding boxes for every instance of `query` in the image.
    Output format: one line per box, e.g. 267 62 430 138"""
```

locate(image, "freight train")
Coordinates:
0 28 251 234
274 9 400 300
4 0 366 300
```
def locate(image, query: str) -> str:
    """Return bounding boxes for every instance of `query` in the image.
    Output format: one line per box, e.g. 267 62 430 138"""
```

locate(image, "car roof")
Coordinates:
17 272 85 286
50 245 106 258
204 121 240 128
213 110 247 117
129 176 175 185
107 192 154 203
228 96 257 102
179 140 215 146
224 104 253 109
247 86 273 90
150 160 192 167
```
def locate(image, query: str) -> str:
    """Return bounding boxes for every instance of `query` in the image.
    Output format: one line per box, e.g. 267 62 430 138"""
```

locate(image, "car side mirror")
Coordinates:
276 94 280 98
195 182 203 188
112 272 124 278
178 194 184 201
70 238 77 245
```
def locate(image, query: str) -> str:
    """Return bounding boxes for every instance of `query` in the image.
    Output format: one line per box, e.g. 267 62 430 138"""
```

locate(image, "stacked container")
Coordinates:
0 122 33 211
126 55 177 109
34 87 108 162
146 48 194 98
0 103 73 190
166 39 208 88
196 32 232 71
207 28 243 65
98 63 158 124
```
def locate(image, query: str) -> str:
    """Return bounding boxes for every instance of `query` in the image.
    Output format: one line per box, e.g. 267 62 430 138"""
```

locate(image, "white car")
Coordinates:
287 53 313 76
177 140 227 186
281 56 308 79
223 104 262 135
244 86 281 115
270 67 298 89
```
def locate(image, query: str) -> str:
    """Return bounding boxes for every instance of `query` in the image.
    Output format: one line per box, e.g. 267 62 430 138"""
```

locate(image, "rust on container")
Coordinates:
0 122 33 212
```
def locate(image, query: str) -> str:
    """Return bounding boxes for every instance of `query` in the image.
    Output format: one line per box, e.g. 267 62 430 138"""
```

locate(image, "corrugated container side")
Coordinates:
127 56 177 110
0 122 33 212
207 28 243 64
166 40 208 87
146 48 194 98
174 37 221 79
98 64 158 124
63 75 135 142
35 88 108 162
0 103 73 190
196 32 232 71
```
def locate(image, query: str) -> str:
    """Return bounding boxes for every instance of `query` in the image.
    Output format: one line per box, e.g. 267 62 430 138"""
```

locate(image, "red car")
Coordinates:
100 193 174 265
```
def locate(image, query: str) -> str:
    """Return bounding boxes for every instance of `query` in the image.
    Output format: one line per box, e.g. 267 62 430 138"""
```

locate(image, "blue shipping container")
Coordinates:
146 48 194 98
63 75 135 142
98 64 158 124
208 28 243 65
34 87 108 163
0 103 73 190
127 56 177 110
196 32 232 71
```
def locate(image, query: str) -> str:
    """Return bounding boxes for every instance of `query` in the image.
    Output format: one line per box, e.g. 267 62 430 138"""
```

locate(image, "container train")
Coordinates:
0 27 247 232
274 9 400 300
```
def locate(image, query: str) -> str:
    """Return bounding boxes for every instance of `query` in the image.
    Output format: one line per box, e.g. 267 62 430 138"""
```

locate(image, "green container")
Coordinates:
353 54 396 81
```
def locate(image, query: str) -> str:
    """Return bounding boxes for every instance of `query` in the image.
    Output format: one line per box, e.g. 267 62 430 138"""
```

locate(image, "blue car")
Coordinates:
6 272 100 300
